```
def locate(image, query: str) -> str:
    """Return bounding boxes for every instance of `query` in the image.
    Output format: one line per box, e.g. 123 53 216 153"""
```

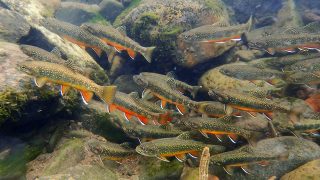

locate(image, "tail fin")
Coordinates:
141 47 156 63
99 85 117 104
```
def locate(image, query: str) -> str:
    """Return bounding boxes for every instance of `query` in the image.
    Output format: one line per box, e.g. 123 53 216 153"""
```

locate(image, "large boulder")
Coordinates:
0 8 30 43
281 159 320 180
114 0 229 69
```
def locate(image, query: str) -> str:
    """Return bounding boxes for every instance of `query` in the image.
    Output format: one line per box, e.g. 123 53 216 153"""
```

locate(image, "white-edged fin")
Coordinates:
199 130 209 138
241 166 250 174
123 112 130 122
215 41 226 44
157 156 170 162
60 85 70 96
188 153 198 159
80 94 89 105
34 77 47 87
137 117 146 125
228 135 237 144
137 138 142 144
263 113 272 121
247 112 257 118
106 104 110 113
223 166 233 175
79 91 93 105
114 47 121 52
231 38 241 41
176 105 184 115
215 134 223 142
175 156 184 162
224 105 233 115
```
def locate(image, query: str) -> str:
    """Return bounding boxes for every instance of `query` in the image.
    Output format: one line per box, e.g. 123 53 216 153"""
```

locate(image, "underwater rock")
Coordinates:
63 0 103 4
0 8 31 43
114 0 229 67
281 159 320 180
99 0 124 22
26 135 117 179
234 50 265 62
55 2 102 25
211 137 320 180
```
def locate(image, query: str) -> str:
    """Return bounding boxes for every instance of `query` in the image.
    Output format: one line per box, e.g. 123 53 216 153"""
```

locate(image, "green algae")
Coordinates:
89 13 110 25
42 138 85 175
113 0 142 26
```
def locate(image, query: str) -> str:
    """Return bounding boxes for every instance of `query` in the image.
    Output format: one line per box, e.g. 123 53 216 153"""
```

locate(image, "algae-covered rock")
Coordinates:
115 0 229 67
281 159 320 180
99 0 124 22
0 8 31 43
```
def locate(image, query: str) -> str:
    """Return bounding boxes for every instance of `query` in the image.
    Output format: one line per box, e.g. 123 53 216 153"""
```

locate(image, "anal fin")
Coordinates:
60 85 71 96
127 49 137 60
228 134 238 144
176 104 187 115
175 154 186 162
124 112 133 121
79 90 94 105
157 156 170 162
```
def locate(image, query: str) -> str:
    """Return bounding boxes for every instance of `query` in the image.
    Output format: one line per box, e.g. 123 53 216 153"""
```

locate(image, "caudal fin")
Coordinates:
99 85 117 104
141 47 156 63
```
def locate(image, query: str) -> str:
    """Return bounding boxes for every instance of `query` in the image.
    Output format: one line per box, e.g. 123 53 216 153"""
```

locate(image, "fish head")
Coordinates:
18 61 38 75
208 90 229 103
135 141 159 157
133 74 149 87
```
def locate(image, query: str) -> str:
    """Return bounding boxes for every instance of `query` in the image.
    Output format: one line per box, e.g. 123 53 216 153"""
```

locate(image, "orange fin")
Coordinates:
228 134 238 144
79 90 94 104
223 166 234 175
266 48 275 55
92 47 102 57
258 161 270 167
60 85 71 96
188 151 199 158
175 154 186 162
124 112 133 121
127 49 137 60
137 116 148 125
176 104 187 115
247 112 257 118
106 104 117 113
241 165 251 174
161 100 167 109
114 46 126 52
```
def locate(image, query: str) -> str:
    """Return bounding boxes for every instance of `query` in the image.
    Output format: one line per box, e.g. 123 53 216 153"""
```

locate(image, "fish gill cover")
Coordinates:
0 0 320 179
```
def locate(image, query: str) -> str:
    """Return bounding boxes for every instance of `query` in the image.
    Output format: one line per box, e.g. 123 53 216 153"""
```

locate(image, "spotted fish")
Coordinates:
81 23 155 62
18 61 116 104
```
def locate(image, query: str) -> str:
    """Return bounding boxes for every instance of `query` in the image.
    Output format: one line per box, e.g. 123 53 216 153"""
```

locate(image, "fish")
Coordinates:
122 123 184 143
20 45 64 64
80 23 155 63
249 53 320 70
291 119 320 135
195 101 236 118
285 58 320 73
135 136 225 162
219 64 285 82
41 18 115 59
286 72 320 85
247 32 320 55
182 117 257 144
128 92 180 124
86 139 136 161
133 72 199 115
18 61 116 104
107 91 171 125
179 16 253 43
208 89 291 114
210 146 288 175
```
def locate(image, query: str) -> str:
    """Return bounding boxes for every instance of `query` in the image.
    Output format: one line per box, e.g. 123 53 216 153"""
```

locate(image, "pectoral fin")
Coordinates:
34 77 47 87
215 134 223 142
175 154 186 162
137 116 147 125
79 90 94 104
92 47 102 57
223 166 234 175
176 104 187 115
228 134 238 144
60 85 71 96
241 165 251 174
124 113 133 121
157 156 170 162
161 100 167 109
107 104 117 113
199 130 209 138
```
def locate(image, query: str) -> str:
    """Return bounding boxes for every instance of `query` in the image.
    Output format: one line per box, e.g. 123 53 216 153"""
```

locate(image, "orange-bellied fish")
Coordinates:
81 23 155 63
18 61 116 104
246 24 320 55
41 18 115 59
179 16 252 43
208 89 291 115
210 145 288 175
133 72 199 115
107 91 173 125
136 135 225 162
